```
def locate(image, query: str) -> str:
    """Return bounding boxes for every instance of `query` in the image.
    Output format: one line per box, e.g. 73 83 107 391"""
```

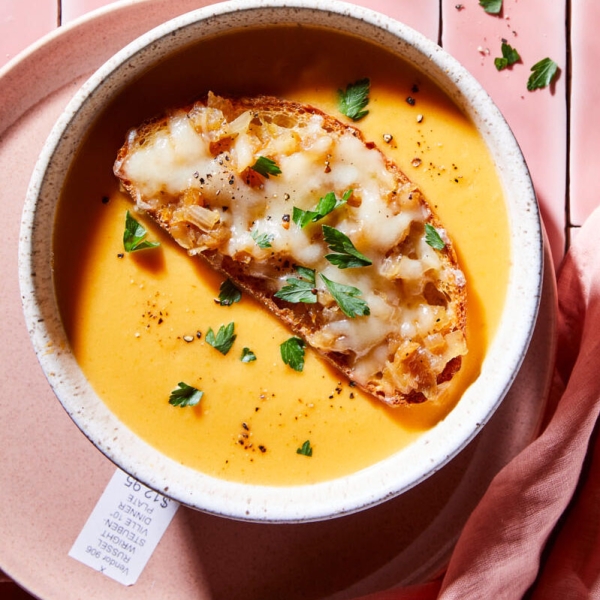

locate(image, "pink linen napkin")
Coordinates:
359 206 600 599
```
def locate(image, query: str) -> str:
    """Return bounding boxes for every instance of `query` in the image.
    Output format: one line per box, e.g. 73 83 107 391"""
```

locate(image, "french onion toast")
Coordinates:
114 92 467 406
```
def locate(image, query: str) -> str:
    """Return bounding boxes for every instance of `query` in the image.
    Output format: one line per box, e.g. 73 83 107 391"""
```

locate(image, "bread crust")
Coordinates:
114 93 467 406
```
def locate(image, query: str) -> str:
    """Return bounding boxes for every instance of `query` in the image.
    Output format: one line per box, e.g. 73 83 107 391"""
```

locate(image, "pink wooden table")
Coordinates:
0 1 586 598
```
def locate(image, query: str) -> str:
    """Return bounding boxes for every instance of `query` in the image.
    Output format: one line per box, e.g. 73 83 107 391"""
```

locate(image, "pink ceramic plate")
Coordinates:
0 0 556 598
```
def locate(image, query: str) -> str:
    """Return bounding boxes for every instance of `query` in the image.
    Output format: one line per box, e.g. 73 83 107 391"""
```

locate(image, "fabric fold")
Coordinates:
358 206 600 599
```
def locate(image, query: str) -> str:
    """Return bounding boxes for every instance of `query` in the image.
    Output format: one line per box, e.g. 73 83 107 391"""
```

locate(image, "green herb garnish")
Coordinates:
527 57 559 91
337 78 370 121
251 228 274 249
274 277 317 304
206 322 236 355
297 440 313 457
322 225 372 269
479 0 502 14
424 223 446 250
169 382 203 407
274 266 317 304
292 190 352 228
494 42 521 70
217 279 242 306
250 156 282 178
241 347 257 363
123 210 160 252
294 265 317 284
280 336 306 372
320 274 370 318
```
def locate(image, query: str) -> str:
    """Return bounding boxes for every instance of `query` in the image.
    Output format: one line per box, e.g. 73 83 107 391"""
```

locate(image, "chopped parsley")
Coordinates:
280 337 306 372
292 190 352 228
168 382 203 408
274 266 316 304
320 274 370 318
296 440 313 457
250 156 282 178
424 223 446 250
251 228 274 249
494 42 521 70
322 225 372 269
217 279 242 306
294 265 317 284
241 347 257 363
205 322 236 355
274 280 317 304
527 58 559 91
337 78 370 121
479 0 502 14
123 210 160 252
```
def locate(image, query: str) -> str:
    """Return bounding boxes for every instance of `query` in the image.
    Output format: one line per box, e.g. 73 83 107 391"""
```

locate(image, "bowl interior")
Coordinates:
19 0 542 522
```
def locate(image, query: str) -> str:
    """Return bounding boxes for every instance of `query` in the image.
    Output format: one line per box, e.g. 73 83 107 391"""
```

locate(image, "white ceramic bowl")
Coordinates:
18 0 543 522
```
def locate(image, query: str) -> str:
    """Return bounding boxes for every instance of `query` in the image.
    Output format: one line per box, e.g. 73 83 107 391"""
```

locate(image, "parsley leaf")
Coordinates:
294 265 316 285
424 223 446 250
206 322 236 355
322 225 372 269
479 0 502 14
274 277 317 304
274 266 317 304
123 211 160 252
297 440 313 457
251 228 274 249
241 347 257 363
280 337 306 372
292 190 352 228
250 156 282 178
169 382 203 408
494 41 521 70
217 279 242 306
337 78 370 121
320 274 370 318
527 58 559 91
292 207 317 229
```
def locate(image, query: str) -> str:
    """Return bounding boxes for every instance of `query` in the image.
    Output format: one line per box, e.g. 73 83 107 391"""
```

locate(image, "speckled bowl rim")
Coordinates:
18 0 542 523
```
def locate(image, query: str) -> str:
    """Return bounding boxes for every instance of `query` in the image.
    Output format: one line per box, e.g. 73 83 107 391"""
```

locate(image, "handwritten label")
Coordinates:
69 468 179 585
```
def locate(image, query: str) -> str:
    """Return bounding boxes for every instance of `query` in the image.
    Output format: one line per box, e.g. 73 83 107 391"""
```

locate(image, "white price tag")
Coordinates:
69 468 179 586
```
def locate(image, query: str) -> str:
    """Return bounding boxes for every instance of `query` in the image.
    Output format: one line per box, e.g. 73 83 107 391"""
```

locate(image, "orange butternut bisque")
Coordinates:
53 26 509 485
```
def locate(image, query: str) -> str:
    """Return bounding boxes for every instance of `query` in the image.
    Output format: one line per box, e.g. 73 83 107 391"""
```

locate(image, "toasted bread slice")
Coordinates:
114 92 467 406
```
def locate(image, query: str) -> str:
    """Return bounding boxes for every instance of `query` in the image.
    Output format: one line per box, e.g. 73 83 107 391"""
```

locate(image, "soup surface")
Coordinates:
53 26 509 486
